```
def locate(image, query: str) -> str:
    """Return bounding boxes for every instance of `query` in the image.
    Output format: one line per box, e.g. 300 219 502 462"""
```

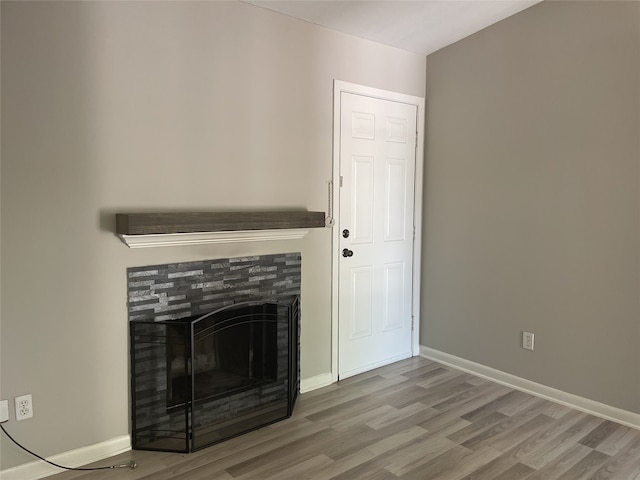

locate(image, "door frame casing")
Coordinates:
331 80 425 382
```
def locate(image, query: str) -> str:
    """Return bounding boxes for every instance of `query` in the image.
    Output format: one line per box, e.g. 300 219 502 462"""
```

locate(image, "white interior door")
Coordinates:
338 91 417 379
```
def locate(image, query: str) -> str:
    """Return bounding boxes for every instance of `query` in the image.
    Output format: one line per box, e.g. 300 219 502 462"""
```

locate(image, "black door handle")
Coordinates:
342 249 354 258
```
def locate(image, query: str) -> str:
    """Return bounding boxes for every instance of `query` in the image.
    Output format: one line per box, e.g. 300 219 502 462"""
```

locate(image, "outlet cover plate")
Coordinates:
0 400 8 422
15 394 33 421
522 331 535 351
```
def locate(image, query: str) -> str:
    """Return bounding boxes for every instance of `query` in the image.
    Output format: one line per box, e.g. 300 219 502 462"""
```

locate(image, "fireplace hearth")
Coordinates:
127 253 301 453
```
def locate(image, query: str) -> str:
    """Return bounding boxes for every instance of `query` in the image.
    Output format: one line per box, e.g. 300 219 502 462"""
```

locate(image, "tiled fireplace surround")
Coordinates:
127 252 301 452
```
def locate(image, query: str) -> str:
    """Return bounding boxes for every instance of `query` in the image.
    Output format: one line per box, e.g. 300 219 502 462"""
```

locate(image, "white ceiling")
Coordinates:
245 0 542 56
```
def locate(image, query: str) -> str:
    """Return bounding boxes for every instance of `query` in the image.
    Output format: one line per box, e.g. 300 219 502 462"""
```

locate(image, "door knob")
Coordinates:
342 248 354 257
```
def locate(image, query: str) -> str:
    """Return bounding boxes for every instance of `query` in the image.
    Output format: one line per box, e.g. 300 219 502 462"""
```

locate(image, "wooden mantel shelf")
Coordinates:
115 211 326 248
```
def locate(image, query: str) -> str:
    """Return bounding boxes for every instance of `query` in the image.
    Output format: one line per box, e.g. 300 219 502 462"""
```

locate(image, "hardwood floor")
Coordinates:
46 358 640 479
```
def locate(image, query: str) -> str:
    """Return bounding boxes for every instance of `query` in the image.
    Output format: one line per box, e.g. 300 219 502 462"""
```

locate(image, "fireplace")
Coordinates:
166 302 279 409
127 254 301 453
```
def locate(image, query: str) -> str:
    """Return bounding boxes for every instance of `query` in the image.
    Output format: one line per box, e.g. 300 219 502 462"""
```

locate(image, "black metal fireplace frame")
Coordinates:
130 296 299 453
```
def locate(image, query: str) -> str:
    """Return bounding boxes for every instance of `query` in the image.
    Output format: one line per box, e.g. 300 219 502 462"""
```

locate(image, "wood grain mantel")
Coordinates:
116 211 325 236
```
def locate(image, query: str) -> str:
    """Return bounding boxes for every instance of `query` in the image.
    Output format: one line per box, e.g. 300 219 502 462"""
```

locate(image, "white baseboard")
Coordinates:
300 372 333 394
420 346 640 430
0 434 131 480
8 348 636 479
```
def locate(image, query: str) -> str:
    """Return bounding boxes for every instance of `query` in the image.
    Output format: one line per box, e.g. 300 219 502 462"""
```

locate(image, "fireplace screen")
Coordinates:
130 297 299 452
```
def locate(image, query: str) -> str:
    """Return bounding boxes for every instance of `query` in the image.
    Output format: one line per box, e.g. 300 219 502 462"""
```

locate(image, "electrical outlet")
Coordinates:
522 331 535 351
0 400 9 422
15 394 33 421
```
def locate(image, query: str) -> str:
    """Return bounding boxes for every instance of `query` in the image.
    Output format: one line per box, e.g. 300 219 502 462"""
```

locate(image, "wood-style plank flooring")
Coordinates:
46 358 640 479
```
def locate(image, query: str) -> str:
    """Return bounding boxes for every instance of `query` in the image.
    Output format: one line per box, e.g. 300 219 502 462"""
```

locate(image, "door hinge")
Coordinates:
411 316 414 331
413 225 416 240
340 175 344 187
415 132 418 148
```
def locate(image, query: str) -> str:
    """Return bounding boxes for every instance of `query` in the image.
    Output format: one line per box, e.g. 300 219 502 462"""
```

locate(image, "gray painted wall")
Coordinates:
422 1 640 413
0 1 425 470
